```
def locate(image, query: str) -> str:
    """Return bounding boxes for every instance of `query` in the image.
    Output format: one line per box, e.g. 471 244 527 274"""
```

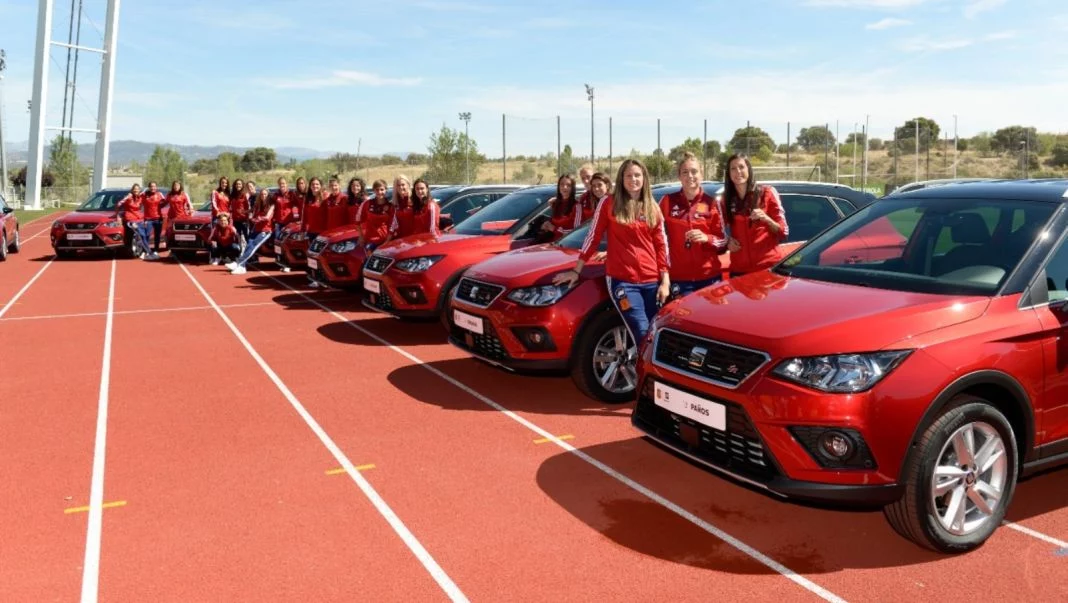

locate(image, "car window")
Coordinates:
77 191 126 212
557 223 607 252
452 190 551 236
0 195 7 211
831 197 857 214
779 194 840 243
1040 235 1068 303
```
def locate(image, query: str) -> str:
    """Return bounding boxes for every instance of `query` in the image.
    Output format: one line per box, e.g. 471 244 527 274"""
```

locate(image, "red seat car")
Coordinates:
0 191 20 261
306 184 523 289
361 184 562 319
166 199 213 261
446 181 887 402
633 179 1068 553
50 188 133 258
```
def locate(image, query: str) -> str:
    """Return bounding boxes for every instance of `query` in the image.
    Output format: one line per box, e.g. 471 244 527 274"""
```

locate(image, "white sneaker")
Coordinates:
210 259 220 265
232 266 247 275
224 262 238 270
280 266 291 273
308 280 320 288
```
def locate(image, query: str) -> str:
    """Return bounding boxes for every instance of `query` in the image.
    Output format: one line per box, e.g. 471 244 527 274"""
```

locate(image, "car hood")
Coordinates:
173 210 212 224
318 225 361 243
656 271 990 357
57 211 114 223
373 233 509 259
464 244 603 286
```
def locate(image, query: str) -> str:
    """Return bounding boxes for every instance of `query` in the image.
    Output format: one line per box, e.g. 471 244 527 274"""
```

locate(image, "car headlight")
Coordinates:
290 232 307 241
772 350 912 393
103 221 120 228
394 255 443 273
52 220 62 229
506 283 574 307
330 239 357 253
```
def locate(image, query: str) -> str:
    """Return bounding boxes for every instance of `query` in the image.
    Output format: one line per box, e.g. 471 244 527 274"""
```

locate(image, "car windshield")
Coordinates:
77 191 126 212
557 223 607 252
776 196 1057 296
432 186 464 204
453 190 551 236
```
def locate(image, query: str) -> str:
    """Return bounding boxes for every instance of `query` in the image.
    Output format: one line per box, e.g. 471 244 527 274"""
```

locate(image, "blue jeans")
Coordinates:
606 277 660 349
145 218 163 251
234 231 271 267
126 221 152 255
672 276 721 298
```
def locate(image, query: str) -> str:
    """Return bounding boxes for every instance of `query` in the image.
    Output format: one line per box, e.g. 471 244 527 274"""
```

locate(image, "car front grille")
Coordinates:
309 238 327 254
633 380 779 482
367 289 394 311
169 239 205 248
174 222 205 232
653 328 769 389
63 237 105 247
450 322 509 362
65 222 99 230
365 255 392 273
455 278 505 308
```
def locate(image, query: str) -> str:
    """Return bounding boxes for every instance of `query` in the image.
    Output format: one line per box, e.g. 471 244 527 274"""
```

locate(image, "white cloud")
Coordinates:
964 0 1007 18
803 0 934 8
866 17 913 29
899 36 973 51
264 70 423 90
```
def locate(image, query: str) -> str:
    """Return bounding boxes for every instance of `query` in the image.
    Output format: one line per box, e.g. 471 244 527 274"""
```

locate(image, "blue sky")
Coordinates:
0 0 1065 158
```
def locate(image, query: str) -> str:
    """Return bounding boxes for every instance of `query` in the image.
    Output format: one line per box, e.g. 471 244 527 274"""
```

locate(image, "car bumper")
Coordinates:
279 239 309 267
52 230 125 249
360 270 439 318
446 298 574 371
166 233 210 251
307 250 365 287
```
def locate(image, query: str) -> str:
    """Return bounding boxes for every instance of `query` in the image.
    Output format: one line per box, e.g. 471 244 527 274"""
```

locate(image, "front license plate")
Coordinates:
363 278 381 293
453 309 484 335
66 233 93 240
273 245 282 255
653 381 726 431
307 258 318 269
174 234 197 242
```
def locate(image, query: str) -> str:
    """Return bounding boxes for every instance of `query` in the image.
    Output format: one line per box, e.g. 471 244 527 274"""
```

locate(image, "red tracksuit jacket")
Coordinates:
579 196 669 284
727 185 788 274
659 190 727 281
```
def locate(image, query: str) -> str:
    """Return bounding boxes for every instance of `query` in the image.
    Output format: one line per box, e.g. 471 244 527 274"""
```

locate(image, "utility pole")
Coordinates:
458 111 471 184
786 121 791 168
703 119 708 177
0 50 8 200
585 84 594 166
556 115 561 176
953 114 958 179
501 113 506 183
608 116 613 175
914 120 920 182
862 114 869 189
835 121 840 183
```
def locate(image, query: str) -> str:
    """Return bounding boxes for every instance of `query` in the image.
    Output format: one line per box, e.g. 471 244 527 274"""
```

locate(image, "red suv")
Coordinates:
50 188 132 258
633 179 1067 553
306 184 522 289
361 184 561 319
447 182 884 402
166 200 213 261
0 191 20 261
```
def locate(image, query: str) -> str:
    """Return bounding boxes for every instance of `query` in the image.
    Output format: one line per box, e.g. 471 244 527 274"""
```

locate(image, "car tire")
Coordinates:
0 232 7 261
570 309 637 404
9 228 19 254
883 397 1018 553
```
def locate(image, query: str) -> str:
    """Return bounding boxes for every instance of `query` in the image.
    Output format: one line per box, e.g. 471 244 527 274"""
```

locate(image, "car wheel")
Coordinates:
0 232 7 261
9 228 19 254
883 397 1018 553
571 310 637 404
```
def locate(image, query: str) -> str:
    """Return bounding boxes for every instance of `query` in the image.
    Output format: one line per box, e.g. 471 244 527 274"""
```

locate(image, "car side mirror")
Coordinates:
1052 297 1068 312
1 207 12 214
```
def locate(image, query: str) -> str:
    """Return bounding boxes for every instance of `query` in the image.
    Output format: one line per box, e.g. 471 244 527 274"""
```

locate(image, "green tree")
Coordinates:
894 117 940 152
10 166 55 188
1049 144 1068 168
381 154 404 166
970 132 993 157
796 125 835 152
424 124 483 184
216 153 238 179
406 152 428 166
703 140 721 159
190 158 218 174
557 144 575 176
144 146 187 189
667 137 704 163
644 148 672 183
845 132 867 146
47 134 89 201
727 125 775 159
240 147 277 172
991 126 1039 155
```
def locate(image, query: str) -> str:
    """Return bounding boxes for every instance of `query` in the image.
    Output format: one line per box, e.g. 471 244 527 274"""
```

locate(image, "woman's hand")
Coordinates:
685 229 708 244
541 221 555 232
750 208 772 224
553 269 580 287
657 277 671 305
590 251 608 263
728 237 741 252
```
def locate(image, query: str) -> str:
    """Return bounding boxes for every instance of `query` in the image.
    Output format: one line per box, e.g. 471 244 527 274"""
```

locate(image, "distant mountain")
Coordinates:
3 140 348 167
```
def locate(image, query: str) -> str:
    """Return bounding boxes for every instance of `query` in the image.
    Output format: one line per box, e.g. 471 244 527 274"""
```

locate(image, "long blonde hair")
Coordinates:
612 159 660 228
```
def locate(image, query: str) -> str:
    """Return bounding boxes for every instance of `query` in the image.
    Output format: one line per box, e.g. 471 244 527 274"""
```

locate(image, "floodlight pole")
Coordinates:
459 111 471 184
585 84 594 166
0 50 9 200
92 0 120 193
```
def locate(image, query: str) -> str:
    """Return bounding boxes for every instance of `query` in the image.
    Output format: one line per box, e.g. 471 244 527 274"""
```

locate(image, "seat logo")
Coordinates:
471 285 480 299
688 346 707 368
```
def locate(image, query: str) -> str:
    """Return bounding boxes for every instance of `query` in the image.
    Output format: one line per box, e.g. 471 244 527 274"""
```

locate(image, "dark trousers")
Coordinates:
210 242 240 262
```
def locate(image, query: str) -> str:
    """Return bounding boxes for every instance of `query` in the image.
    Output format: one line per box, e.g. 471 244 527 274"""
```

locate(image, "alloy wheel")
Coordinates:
592 325 637 394
929 421 1008 536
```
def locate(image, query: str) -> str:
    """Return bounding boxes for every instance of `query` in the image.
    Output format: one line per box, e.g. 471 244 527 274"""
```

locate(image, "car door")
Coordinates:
776 193 842 256
1028 223 1068 450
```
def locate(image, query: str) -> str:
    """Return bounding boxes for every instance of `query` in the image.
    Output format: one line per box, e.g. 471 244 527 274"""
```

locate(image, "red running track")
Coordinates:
2 243 1068 602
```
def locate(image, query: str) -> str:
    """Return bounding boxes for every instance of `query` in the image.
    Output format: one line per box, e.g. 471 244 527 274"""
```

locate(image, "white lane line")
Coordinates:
0 259 54 319
1004 521 1068 549
179 263 468 603
259 270 847 603
0 298 359 323
80 259 117 603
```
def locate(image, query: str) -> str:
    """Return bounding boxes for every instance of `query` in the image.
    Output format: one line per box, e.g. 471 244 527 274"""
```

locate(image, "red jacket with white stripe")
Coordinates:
659 190 727 281
361 200 396 244
116 193 145 222
727 185 788 274
578 196 670 285
210 224 238 246
409 200 441 237
548 195 582 235
211 190 230 218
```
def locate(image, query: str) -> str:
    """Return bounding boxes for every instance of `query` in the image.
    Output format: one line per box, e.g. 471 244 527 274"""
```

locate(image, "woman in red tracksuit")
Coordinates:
301 177 328 287
324 176 347 231
228 190 275 275
289 177 308 226
230 178 251 246
208 212 240 265
346 178 367 226
554 159 669 348
165 181 192 221
724 154 788 277
541 174 580 238
114 183 158 260
142 181 166 253
576 163 598 224
211 177 230 223
660 151 727 297
358 179 396 251
408 178 440 236
391 175 415 238
272 176 291 240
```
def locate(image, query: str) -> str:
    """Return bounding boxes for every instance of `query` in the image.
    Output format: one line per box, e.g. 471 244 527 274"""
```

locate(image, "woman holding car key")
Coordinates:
723 153 788 277
658 151 728 297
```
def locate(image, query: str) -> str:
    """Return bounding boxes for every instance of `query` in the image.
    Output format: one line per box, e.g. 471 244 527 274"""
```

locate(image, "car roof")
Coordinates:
885 179 1068 203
